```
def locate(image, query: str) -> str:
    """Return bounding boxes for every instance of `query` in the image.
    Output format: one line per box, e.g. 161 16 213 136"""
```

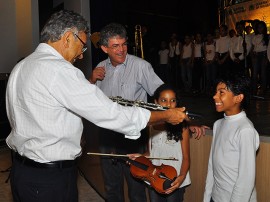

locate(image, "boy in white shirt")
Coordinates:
203 74 259 202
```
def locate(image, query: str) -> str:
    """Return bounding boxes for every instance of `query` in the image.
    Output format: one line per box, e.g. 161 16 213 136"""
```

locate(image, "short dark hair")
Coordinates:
215 74 251 109
99 23 128 46
40 10 90 43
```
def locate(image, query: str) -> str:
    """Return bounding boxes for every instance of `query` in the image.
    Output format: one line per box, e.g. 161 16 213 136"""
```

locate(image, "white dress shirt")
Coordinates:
205 43 216 61
252 34 267 53
194 43 203 58
159 49 169 64
229 35 251 61
182 43 193 59
215 36 230 54
6 43 150 163
169 41 181 58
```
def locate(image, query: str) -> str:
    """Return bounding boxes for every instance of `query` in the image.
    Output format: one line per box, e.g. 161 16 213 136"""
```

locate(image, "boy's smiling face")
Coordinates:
213 82 243 116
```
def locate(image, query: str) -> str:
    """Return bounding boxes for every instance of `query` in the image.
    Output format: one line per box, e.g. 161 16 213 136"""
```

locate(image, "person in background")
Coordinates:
213 28 220 42
168 33 181 89
215 24 231 79
158 40 170 83
229 29 236 38
229 21 251 76
251 20 269 96
180 35 194 93
89 22 164 202
245 25 253 35
203 74 259 202
204 33 217 94
245 22 255 77
6 10 188 202
192 33 204 94
141 25 157 67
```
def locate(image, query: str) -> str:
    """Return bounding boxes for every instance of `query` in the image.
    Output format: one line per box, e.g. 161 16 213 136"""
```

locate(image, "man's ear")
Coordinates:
154 99 158 104
62 31 74 47
100 45 108 54
235 94 244 104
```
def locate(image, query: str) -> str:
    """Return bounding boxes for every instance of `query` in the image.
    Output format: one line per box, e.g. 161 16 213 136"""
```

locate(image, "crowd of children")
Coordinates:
155 20 270 98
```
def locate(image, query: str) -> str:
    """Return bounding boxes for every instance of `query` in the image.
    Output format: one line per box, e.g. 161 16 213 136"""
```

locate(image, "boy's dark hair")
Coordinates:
153 84 188 142
215 74 251 110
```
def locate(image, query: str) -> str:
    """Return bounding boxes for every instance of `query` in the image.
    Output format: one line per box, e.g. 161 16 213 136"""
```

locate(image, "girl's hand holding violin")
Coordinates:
127 153 142 161
165 174 186 194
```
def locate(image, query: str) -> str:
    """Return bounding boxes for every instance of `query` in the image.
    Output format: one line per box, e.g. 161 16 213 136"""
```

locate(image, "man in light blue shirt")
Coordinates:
90 23 163 202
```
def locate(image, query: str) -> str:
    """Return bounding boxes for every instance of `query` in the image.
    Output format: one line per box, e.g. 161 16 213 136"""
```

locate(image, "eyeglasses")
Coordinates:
107 42 128 51
74 34 87 53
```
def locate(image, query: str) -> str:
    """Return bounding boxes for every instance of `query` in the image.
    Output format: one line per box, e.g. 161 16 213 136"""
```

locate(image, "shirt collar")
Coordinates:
107 54 128 69
36 43 65 60
224 110 246 120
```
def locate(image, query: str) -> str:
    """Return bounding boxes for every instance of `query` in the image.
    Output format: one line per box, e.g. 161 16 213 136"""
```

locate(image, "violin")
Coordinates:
128 156 177 194
87 152 178 193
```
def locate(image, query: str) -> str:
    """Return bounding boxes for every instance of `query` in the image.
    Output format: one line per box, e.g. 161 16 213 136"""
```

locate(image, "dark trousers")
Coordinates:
217 53 232 79
101 157 147 202
181 58 193 92
168 56 180 89
232 59 245 75
205 61 217 92
149 187 185 202
10 156 78 202
192 57 203 91
157 64 169 83
99 129 148 202
251 51 268 94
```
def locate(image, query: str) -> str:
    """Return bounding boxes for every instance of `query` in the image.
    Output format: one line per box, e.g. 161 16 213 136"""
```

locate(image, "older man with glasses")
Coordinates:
6 11 188 202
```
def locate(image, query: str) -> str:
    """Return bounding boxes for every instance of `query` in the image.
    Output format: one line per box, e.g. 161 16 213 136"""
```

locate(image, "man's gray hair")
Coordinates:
99 23 128 46
40 10 90 43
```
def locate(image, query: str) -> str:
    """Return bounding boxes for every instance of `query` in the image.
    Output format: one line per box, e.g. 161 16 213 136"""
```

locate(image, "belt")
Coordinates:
13 152 77 169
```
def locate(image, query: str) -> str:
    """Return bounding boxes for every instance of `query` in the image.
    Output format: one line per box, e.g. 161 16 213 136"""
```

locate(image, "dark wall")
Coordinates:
89 0 219 66
39 0 64 32
90 0 218 43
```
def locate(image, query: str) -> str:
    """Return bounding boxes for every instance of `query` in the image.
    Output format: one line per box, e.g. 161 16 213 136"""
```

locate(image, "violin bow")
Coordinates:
87 152 178 161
